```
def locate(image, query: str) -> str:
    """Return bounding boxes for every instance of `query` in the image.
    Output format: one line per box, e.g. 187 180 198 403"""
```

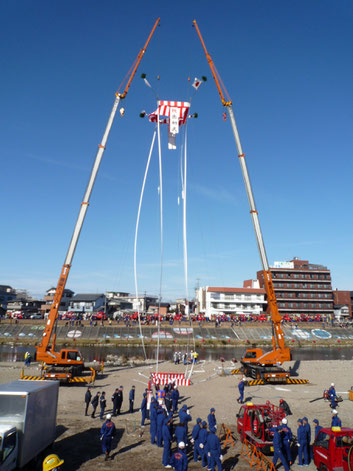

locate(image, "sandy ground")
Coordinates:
1 357 353 470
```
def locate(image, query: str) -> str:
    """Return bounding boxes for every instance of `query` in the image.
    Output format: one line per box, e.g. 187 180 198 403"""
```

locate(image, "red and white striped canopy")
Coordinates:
148 100 190 125
151 372 191 386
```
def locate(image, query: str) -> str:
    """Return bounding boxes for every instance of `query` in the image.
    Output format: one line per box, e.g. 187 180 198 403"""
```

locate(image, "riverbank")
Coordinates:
2 358 353 470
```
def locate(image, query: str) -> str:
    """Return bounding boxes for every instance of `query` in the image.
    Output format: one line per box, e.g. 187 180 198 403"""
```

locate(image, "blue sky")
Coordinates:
1 1 352 301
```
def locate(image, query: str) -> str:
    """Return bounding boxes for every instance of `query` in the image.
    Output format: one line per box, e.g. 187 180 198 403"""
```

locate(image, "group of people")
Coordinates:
173 351 199 365
84 384 137 419
148 390 223 471
273 410 342 469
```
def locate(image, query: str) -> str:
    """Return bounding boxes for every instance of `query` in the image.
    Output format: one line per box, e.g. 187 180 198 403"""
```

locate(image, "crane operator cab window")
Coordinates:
62 351 81 361
243 351 257 359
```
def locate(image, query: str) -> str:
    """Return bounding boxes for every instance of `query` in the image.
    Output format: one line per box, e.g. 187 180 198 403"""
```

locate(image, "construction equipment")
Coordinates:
236 402 285 455
193 20 291 380
313 427 353 471
34 19 160 380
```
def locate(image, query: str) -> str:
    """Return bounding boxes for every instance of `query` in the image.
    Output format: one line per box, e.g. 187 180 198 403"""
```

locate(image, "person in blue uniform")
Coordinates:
175 422 187 447
191 418 202 462
140 392 147 426
99 391 107 420
207 426 223 471
279 418 293 466
129 385 135 413
237 377 245 404
208 408 217 429
172 387 180 413
170 442 188 471
328 383 337 408
198 421 209 468
313 419 323 440
303 416 311 463
271 427 290 471
100 414 116 461
162 417 173 468
179 405 192 434
331 409 342 427
150 397 158 445
157 407 167 447
297 419 309 466
91 391 100 418
84 387 92 416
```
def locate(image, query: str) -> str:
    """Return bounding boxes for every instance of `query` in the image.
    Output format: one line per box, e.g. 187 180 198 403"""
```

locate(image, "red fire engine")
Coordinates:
313 427 353 471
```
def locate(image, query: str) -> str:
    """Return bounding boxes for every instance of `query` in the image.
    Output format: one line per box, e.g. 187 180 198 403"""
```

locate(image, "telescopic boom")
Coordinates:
36 18 160 364
193 20 290 365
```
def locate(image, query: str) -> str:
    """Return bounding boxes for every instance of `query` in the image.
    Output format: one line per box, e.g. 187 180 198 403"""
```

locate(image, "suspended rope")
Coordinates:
156 108 164 375
134 130 157 360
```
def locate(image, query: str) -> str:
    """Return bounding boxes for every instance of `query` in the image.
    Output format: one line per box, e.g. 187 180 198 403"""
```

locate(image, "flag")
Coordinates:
192 77 203 90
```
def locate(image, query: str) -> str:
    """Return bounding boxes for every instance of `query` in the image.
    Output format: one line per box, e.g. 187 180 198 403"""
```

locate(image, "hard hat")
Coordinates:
43 454 64 471
178 441 185 449
106 414 112 420
331 383 335 386
332 409 338 415
282 418 288 424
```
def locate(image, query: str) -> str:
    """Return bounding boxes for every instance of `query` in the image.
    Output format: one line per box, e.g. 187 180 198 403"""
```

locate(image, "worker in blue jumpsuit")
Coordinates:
303 416 311 463
207 426 223 471
328 383 337 408
237 377 245 404
297 419 309 466
175 422 187 447
331 409 342 427
279 418 293 465
170 442 188 471
313 419 323 440
191 418 202 462
140 392 147 426
172 387 180 413
162 417 173 468
100 414 116 461
157 407 166 447
198 421 209 468
129 385 135 413
150 398 158 445
271 427 289 471
208 408 217 430
179 405 192 434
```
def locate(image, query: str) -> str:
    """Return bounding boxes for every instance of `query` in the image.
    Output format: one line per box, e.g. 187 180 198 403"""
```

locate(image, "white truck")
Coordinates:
0 380 59 470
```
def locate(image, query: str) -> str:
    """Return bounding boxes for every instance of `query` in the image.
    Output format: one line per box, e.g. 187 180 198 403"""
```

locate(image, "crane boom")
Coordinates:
193 20 290 364
36 18 160 364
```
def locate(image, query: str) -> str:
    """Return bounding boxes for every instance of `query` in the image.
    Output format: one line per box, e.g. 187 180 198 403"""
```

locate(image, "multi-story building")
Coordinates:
257 258 334 319
40 288 75 316
0 285 16 310
333 289 352 319
197 280 267 318
106 292 158 312
68 294 105 313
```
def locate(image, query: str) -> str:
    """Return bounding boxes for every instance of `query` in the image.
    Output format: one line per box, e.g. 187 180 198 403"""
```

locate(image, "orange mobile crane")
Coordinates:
193 21 292 381
35 19 160 380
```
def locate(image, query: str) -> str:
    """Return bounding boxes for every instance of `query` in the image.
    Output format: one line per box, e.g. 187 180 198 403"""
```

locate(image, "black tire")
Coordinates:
319 464 328 471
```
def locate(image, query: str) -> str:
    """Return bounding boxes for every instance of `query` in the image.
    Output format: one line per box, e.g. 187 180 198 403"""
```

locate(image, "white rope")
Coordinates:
156 110 163 375
134 130 156 360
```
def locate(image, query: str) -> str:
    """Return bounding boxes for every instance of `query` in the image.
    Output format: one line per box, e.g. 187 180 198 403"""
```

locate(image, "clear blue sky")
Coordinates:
1 0 352 301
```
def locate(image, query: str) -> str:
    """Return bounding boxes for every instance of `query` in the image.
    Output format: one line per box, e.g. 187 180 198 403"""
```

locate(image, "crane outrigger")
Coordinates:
34 19 160 381
193 20 292 381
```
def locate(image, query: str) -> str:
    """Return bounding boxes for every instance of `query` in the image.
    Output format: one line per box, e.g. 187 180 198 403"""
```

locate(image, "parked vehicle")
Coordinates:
30 313 42 319
0 380 59 470
236 402 285 454
313 427 353 470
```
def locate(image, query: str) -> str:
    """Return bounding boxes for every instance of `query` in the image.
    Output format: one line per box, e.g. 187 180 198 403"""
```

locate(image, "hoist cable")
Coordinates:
156 110 163 375
134 130 157 360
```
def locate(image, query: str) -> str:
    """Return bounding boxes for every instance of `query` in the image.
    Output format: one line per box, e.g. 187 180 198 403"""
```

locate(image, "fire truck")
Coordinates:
236 402 285 454
313 427 353 471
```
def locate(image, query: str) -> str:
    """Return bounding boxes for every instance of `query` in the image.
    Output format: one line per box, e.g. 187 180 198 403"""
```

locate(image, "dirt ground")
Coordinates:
1 357 353 470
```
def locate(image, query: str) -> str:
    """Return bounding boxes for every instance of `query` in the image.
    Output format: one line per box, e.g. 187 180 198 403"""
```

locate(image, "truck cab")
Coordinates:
0 425 18 471
313 427 353 471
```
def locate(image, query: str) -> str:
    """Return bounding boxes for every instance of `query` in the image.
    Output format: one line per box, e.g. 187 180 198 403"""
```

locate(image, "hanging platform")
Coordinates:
151 372 191 386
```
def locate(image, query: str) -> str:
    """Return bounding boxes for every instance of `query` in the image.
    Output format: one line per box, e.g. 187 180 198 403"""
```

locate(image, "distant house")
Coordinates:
0 285 16 310
41 288 75 316
68 294 105 313
148 302 170 316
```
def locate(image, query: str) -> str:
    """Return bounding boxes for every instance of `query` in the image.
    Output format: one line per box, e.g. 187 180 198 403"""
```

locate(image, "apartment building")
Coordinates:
257 258 334 319
197 281 266 318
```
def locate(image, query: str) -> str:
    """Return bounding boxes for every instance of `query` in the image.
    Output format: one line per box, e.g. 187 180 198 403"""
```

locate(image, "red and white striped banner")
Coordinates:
151 372 191 386
149 100 190 125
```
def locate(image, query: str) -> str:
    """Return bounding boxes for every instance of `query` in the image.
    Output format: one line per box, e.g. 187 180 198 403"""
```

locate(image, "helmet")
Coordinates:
279 399 284 403
332 409 338 415
331 383 335 387
43 454 64 471
178 441 185 449
282 418 288 424
106 414 112 420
